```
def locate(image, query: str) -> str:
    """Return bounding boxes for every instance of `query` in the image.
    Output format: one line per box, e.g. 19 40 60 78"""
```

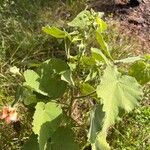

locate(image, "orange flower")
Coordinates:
1 106 18 124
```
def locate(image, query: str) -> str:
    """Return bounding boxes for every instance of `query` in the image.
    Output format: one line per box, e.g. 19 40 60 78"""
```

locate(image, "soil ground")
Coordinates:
90 0 150 54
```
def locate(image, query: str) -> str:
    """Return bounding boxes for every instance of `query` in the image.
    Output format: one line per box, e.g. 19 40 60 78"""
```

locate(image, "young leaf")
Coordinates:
42 26 68 39
32 102 62 150
47 127 80 150
68 10 93 29
88 104 105 143
61 70 75 86
95 17 107 33
95 66 143 149
129 61 150 85
96 31 112 60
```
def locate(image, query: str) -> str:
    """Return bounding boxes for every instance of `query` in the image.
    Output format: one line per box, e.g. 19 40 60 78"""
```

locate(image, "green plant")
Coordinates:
7 10 150 150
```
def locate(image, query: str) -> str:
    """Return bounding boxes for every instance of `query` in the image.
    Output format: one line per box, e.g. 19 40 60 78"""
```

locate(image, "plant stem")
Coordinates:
69 87 74 117
73 91 96 99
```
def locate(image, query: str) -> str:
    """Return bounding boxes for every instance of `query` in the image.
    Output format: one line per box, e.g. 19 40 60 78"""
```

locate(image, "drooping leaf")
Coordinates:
88 104 105 143
95 66 143 150
24 58 68 98
46 127 80 150
129 61 150 85
96 31 112 60
42 26 71 40
32 102 62 150
68 10 93 29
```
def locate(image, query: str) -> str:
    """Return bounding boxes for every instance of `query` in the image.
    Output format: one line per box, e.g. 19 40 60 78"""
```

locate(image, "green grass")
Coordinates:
109 105 150 150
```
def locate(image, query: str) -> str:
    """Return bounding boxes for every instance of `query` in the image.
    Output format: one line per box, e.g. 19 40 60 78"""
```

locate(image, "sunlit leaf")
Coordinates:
96 31 112 60
68 10 93 29
32 102 62 150
96 17 107 33
95 65 143 149
42 26 71 40
24 70 47 96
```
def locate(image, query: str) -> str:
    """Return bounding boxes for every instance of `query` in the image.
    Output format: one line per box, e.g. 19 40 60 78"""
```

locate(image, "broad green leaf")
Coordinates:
95 66 143 150
96 31 112 60
114 56 142 64
91 48 109 65
41 58 69 74
88 104 105 143
21 134 39 150
39 116 62 150
68 10 93 29
33 102 62 135
47 127 79 150
24 58 68 98
24 70 47 96
61 70 75 86
129 61 150 85
42 26 70 39
32 102 62 150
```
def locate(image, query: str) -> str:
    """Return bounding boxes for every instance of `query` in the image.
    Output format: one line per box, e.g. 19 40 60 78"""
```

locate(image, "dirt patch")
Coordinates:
90 0 150 53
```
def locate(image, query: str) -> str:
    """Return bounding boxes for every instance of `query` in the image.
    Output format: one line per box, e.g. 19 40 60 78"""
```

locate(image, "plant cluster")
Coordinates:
1 9 150 150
